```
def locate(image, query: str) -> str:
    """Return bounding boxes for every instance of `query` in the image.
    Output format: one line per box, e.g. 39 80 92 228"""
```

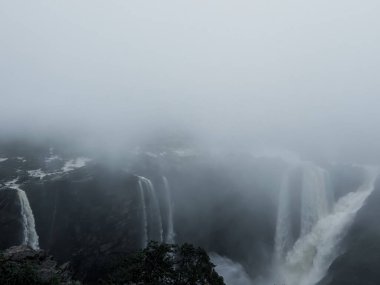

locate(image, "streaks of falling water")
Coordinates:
273 166 378 285
163 176 175 244
138 176 164 245
17 189 39 250
3 178 40 249
274 169 294 263
300 164 332 237
138 179 148 248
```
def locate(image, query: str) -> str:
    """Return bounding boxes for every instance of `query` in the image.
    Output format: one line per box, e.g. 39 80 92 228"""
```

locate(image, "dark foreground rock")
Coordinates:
0 189 24 249
104 241 225 285
0 243 225 285
0 245 78 285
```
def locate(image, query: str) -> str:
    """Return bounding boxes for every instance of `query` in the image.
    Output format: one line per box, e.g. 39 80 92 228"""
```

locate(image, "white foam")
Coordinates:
62 157 91 172
28 169 48 179
274 166 378 285
45 155 60 163
16 157 26 163
4 178 22 191
211 254 252 285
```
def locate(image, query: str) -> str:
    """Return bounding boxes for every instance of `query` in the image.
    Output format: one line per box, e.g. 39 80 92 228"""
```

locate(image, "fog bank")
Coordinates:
1 0 380 161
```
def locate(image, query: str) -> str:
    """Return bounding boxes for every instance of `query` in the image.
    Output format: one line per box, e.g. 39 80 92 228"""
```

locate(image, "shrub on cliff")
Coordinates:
104 242 225 285
0 246 79 285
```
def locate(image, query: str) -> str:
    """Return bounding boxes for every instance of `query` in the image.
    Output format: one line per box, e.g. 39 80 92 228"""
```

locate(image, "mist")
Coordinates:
1 3 380 284
1 0 380 162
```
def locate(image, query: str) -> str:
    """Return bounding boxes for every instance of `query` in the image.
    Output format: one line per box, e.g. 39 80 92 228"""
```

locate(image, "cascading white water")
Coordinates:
300 164 332 236
138 176 164 245
162 176 175 244
145 178 164 243
274 169 294 262
17 190 39 250
4 179 40 250
138 179 148 248
274 163 332 263
211 254 252 285
273 166 378 285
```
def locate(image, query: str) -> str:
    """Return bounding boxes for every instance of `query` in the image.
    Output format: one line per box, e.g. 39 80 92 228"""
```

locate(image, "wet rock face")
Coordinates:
0 139 146 282
0 189 24 249
23 165 143 282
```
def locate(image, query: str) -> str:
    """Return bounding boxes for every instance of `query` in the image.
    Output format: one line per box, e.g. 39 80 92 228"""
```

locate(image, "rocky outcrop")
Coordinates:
0 245 77 284
0 189 24 249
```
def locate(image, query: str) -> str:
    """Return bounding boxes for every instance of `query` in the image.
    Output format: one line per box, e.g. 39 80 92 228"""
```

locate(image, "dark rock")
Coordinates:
1 245 77 284
0 189 24 249
23 165 143 283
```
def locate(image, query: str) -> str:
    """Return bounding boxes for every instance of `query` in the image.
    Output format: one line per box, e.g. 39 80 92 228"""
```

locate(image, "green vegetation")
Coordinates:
104 242 225 285
0 251 79 285
0 253 55 285
0 242 224 285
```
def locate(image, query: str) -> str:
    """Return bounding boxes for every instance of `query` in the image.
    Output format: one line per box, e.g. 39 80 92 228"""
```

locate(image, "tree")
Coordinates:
105 242 225 285
0 246 79 285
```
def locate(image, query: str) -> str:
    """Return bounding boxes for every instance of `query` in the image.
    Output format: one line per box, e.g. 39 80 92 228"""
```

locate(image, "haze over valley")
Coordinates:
1 1 380 284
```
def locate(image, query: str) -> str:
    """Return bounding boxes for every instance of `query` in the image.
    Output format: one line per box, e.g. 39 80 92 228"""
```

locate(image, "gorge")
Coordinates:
0 141 379 284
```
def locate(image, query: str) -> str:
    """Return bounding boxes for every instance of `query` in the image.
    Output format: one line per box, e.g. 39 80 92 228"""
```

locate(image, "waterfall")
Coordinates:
274 170 294 262
143 177 164 243
138 176 164 246
17 190 39 250
274 163 333 263
211 254 252 285
273 166 378 285
4 178 39 250
138 179 148 248
163 176 175 244
300 164 332 236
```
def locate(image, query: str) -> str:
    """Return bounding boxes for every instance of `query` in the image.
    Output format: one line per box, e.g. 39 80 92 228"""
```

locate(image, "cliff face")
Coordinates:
23 166 143 282
0 144 286 281
0 189 24 249
1 141 379 284
0 245 75 284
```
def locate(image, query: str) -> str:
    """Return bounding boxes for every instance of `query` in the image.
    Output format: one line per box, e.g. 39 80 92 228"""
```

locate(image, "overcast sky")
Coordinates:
1 0 380 160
